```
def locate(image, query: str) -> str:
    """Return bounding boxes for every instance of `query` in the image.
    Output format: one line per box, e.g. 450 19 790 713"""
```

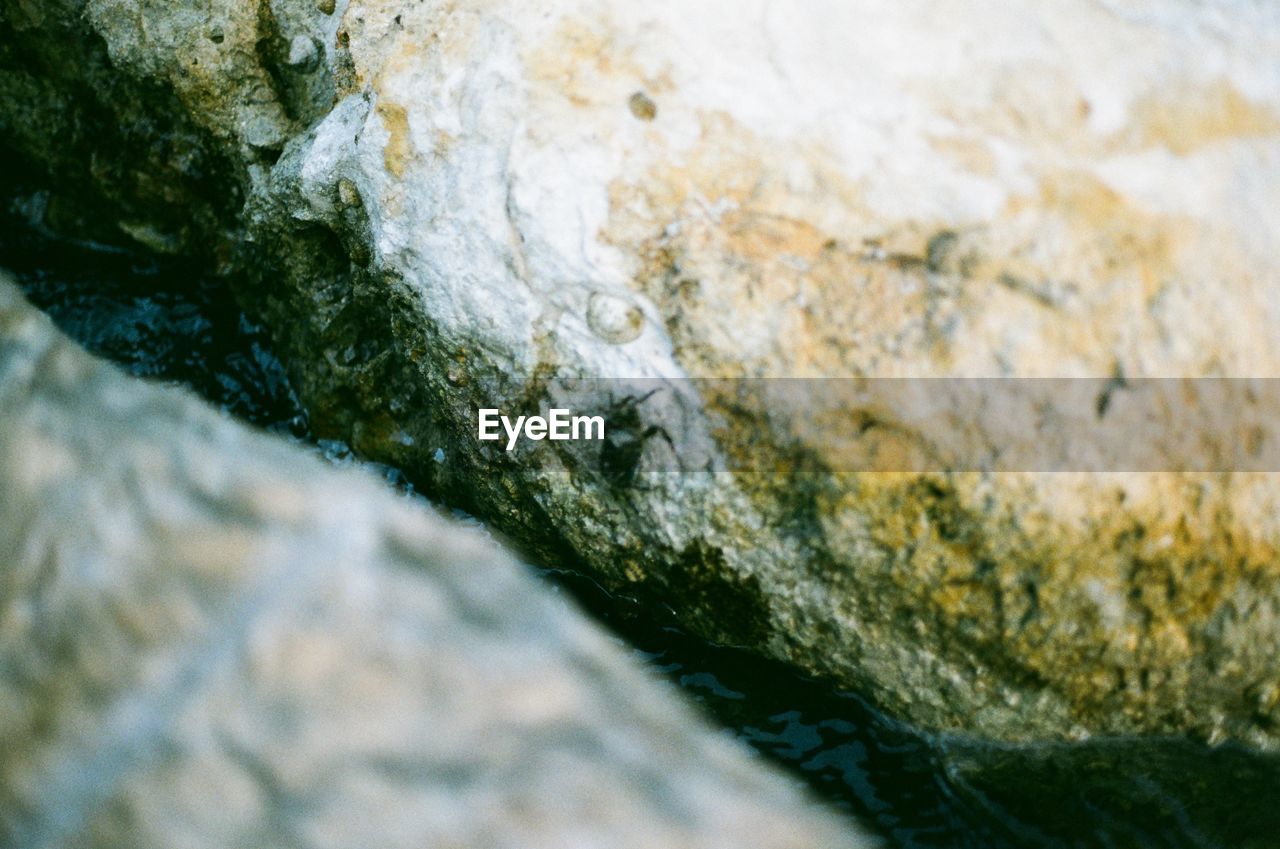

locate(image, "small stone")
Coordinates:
316 0 337 14
337 178 362 208
628 91 657 121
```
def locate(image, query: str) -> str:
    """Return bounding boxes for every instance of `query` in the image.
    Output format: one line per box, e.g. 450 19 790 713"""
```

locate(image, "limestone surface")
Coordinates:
4 0 1280 756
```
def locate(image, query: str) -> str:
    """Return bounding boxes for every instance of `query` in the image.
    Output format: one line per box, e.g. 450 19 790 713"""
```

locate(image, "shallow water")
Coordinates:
3 205 1273 849
540 566 1023 848
1 206 307 436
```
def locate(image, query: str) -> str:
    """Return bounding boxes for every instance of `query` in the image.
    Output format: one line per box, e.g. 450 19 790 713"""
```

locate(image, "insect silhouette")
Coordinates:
598 389 674 489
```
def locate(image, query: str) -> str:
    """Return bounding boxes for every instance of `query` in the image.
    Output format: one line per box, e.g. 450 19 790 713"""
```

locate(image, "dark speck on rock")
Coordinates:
628 91 657 122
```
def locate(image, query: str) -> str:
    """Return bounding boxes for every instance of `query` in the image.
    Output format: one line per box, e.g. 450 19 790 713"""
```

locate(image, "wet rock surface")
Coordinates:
4 0 1280 833
0 275 873 849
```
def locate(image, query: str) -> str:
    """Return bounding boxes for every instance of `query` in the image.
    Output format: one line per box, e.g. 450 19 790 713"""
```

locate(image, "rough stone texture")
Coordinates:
4 0 1280 757
0 277 872 849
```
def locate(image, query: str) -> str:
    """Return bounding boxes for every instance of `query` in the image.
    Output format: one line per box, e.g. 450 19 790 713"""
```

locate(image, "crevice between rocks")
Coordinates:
5 5 1280 847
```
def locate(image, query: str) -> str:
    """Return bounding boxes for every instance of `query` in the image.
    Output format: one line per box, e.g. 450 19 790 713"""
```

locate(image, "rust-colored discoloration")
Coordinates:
992 170 1192 305
928 133 999 177
603 110 937 380
525 17 674 110
925 71 1279 163
1119 80 1280 156
377 99 411 178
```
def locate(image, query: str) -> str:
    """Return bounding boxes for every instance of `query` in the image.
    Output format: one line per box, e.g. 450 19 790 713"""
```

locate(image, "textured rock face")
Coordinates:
0 276 871 849
4 0 1280 756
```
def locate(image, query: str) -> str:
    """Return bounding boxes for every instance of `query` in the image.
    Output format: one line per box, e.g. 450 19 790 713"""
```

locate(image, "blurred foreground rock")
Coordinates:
4 0 1280 767
0 276 872 849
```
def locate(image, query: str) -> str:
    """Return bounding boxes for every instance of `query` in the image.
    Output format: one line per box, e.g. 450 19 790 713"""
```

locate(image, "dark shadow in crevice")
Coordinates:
0 192 307 436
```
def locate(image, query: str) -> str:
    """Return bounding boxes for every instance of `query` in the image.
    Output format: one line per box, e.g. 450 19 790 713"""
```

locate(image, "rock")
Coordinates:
5 0 1280 760
934 735 1280 849
0 276 872 849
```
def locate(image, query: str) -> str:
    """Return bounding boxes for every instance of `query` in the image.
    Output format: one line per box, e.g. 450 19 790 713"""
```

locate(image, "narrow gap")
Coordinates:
4 196 1267 849
0 193 1003 849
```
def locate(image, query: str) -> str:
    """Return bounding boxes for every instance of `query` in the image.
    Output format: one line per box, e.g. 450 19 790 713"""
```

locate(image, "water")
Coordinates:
4 201 1276 849
539 567 1015 848
0 196 308 437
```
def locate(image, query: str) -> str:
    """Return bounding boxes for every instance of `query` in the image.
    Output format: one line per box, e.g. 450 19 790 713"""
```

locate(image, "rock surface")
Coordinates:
4 0 1280 756
0 276 872 849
